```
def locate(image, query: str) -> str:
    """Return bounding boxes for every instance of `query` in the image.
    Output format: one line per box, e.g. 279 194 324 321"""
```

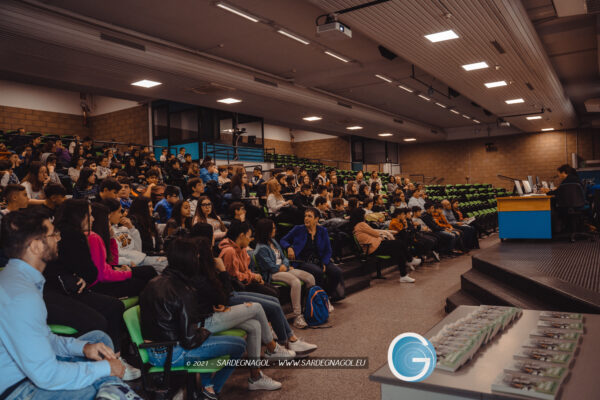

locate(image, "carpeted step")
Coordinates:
445 289 481 313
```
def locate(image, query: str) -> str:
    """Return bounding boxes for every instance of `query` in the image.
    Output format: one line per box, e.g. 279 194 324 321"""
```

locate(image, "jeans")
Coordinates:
146 336 246 394
452 224 479 250
141 256 168 274
433 230 456 253
272 269 315 315
229 291 293 344
294 261 344 299
6 331 138 400
203 303 272 359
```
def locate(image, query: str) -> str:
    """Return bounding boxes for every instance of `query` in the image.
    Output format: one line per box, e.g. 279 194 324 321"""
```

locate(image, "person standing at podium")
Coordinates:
540 164 581 195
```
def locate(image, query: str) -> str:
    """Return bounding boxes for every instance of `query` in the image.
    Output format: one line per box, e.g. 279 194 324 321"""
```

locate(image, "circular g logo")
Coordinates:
388 333 437 382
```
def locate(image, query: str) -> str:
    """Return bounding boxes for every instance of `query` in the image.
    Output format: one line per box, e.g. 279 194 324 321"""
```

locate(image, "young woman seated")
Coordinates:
164 199 193 238
350 208 420 283
128 196 162 254
254 219 315 329
192 196 227 241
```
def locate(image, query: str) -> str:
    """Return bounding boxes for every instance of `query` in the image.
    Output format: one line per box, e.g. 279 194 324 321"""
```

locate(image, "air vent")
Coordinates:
393 118 404 124
254 77 278 87
337 101 352 109
186 82 235 94
491 40 506 54
526 82 534 90
378 45 398 61
100 33 145 51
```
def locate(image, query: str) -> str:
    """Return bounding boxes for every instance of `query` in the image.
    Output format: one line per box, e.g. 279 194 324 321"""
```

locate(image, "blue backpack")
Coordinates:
304 286 330 327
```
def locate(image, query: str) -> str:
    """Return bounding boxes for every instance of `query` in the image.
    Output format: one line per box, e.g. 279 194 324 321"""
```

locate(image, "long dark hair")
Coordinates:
129 196 157 238
54 199 91 233
255 218 275 245
229 172 245 190
91 199 120 264
75 167 95 190
349 207 366 230
23 161 46 192
170 200 192 229
193 196 225 231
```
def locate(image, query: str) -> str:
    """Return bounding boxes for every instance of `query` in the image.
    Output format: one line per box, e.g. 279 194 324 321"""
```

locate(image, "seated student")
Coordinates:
42 154 61 185
1 184 29 215
43 199 139 380
357 184 371 203
541 164 582 195
372 194 387 212
0 158 20 187
451 199 487 238
329 198 347 219
387 175 401 193
389 193 408 215
192 223 316 355
411 206 441 261
95 178 122 205
251 166 265 186
199 162 219 184
368 171 382 187
186 177 205 217
154 185 179 223
442 199 479 250
421 202 460 255
96 155 111 181
21 161 49 204
350 208 419 283
229 201 246 223
88 201 157 298
315 168 328 186
355 170 365 187
29 183 67 218
0 209 141 400
284 175 297 194
314 196 331 220
408 189 425 210
140 239 255 396
370 181 383 198
128 196 162 254
280 208 345 303
293 184 314 210
164 199 193 239
433 203 467 252
133 169 160 199
345 181 359 200
116 177 133 209
217 166 231 187
312 185 330 206
254 219 315 329
390 208 437 263
193 197 228 241
266 180 294 216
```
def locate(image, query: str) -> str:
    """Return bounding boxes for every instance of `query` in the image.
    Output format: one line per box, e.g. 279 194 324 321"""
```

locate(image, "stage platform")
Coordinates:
446 240 600 314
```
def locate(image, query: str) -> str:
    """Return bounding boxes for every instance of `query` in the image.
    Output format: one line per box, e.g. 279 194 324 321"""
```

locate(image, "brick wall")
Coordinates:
1 104 149 145
0 105 91 136
264 138 294 156
89 105 149 145
398 130 600 188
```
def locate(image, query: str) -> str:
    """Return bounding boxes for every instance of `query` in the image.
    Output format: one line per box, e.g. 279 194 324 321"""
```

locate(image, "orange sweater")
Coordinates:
432 210 452 230
389 218 405 232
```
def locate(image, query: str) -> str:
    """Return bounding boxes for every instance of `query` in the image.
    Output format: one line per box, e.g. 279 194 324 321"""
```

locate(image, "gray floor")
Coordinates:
218 236 500 400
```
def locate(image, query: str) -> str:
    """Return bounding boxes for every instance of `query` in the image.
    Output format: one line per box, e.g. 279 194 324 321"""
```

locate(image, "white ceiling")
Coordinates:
0 0 591 142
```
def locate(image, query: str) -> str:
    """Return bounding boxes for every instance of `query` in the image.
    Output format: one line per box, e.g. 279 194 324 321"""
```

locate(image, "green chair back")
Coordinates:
49 324 78 335
123 306 150 364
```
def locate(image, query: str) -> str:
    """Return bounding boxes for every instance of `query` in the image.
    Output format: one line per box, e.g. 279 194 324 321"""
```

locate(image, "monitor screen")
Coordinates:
542 181 549 189
514 180 523 196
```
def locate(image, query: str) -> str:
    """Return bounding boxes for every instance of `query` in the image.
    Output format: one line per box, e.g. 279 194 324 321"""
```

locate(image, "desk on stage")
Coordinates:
496 196 552 239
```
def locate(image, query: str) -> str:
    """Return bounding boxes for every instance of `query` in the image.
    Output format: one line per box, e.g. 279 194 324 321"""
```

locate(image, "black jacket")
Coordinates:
547 173 581 196
140 268 210 349
44 228 99 292
293 193 313 209
421 212 444 233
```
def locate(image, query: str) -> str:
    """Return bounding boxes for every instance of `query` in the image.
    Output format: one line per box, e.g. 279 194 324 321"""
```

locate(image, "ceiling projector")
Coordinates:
317 21 352 39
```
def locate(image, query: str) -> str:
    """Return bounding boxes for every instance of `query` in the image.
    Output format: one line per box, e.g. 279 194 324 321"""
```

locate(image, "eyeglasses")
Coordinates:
201 203 212 207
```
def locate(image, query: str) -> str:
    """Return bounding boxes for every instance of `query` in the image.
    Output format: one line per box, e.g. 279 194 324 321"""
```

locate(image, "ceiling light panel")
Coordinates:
324 51 349 63
216 2 259 22
378 133 393 137
131 79 161 88
462 62 489 71
418 94 431 101
375 74 392 83
277 30 310 45
346 126 363 130
541 128 554 131
450 109 460 114
484 80 507 88
505 98 524 104
435 102 447 108
217 98 242 104
425 30 459 42
526 116 542 120
404 138 417 142
398 85 414 93
303 116 322 121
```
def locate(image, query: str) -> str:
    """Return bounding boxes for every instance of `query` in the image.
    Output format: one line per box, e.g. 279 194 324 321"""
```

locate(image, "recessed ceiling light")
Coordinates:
404 138 417 142
398 85 414 93
346 126 363 130
435 102 447 108
462 62 489 71
526 116 542 120
505 98 524 104
462 114 471 119
217 98 242 104
541 128 554 131
375 74 392 83
216 2 259 22
131 79 162 88
484 80 507 88
324 51 349 63
450 109 460 114
425 30 459 43
473 119 481 124
277 30 310 45
418 94 431 101
303 116 322 121
378 133 393 137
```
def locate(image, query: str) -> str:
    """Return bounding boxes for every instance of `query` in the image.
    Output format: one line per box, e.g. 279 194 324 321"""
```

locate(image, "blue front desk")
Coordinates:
496 196 552 239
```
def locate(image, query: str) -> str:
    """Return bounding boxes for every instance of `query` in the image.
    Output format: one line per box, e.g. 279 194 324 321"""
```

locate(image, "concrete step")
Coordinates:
445 289 481 313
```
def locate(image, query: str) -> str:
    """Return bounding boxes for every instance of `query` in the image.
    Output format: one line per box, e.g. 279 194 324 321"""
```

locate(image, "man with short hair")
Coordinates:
408 189 425 210
97 178 122 203
314 196 330 220
1 184 29 214
421 202 458 255
29 184 67 218
441 199 479 250
0 209 141 400
293 184 313 210
154 185 180 222
116 177 133 209
281 208 345 303
177 147 186 164
186 178 205 217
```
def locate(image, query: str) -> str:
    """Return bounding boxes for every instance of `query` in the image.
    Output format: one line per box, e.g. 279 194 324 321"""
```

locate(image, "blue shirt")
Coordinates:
154 198 174 223
0 259 110 393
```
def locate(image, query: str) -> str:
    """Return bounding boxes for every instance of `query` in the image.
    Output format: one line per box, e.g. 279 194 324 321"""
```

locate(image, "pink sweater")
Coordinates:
86 232 132 284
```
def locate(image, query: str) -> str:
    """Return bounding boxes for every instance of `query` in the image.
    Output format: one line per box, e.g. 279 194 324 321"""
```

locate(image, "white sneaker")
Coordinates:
293 314 308 329
264 343 296 360
405 262 415 271
432 251 441 262
288 338 317 355
328 302 334 313
248 372 282 391
119 357 141 381
399 275 416 283
408 257 422 267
